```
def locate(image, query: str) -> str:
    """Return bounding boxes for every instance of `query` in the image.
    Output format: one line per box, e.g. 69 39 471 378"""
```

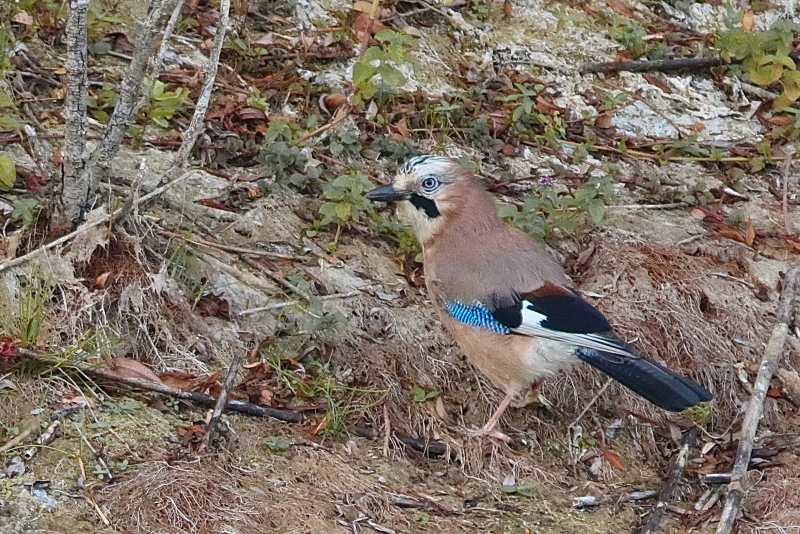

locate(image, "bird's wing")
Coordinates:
444 286 633 358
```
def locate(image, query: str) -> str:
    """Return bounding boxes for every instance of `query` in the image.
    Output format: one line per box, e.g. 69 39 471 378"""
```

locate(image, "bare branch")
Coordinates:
82 0 174 193
55 0 91 228
172 0 231 167
22 125 57 182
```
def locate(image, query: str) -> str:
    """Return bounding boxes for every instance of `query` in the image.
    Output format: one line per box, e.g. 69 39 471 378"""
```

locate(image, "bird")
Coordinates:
365 155 712 437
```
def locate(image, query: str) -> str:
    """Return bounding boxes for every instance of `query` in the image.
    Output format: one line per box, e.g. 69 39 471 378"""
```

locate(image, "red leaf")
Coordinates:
600 446 625 470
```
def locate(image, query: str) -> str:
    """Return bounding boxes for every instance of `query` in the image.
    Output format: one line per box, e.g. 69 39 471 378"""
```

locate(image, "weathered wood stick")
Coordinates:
716 268 798 534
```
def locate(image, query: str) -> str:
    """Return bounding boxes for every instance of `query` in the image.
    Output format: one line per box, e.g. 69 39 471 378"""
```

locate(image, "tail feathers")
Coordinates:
576 348 711 412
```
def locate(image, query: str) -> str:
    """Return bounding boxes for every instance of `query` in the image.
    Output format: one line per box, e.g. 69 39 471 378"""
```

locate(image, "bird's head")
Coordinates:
366 155 476 244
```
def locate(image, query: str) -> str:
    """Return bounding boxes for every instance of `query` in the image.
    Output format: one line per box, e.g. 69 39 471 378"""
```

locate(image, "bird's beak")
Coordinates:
365 185 412 203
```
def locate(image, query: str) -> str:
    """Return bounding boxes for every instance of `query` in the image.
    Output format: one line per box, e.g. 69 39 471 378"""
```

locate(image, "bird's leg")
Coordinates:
480 394 513 434
460 394 513 441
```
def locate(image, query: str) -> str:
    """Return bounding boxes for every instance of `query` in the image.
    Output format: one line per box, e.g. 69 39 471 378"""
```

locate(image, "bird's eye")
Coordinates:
420 176 441 193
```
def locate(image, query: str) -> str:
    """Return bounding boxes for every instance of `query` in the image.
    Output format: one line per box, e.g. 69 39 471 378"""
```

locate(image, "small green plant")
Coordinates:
262 341 386 438
683 402 712 426
10 198 38 226
500 480 539 498
259 121 324 189
87 83 120 124
326 130 362 158
412 386 440 402
17 269 52 347
91 462 111 480
715 8 800 109
600 91 628 111
351 29 418 103
264 435 291 452
608 17 648 59
498 175 616 242
0 155 15 190
313 172 376 247
370 136 419 162
143 80 190 128
247 90 270 111
166 235 200 293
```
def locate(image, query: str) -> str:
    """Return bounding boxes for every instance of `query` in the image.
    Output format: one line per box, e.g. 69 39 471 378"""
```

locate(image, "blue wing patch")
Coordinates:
445 301 511 334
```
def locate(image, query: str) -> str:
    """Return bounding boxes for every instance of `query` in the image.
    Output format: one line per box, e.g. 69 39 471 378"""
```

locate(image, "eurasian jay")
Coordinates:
366 155 712 436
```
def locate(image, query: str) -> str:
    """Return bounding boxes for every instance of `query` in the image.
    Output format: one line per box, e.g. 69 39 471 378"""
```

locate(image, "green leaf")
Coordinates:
378 66 405 87
352 61 375 86
0 91 15 109
0 156 16 189
264 435 291 452
501 481 539 498
334 201 352 222
585 198 606 224
89 41 112 55
412 387 440 402
496 203 520 219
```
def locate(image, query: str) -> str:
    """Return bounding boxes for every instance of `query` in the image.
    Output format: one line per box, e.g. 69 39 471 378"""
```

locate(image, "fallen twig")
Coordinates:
158 231 308 261
0 404 85 453
198 345 251 451
573 490 657 508
636 427 700 534
716 268 798 534
582 57 724 74
239 291 361 315
74 423 112 481
92 369 304 423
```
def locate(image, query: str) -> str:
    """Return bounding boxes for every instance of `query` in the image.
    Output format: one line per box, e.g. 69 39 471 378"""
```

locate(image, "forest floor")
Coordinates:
2 0 800 533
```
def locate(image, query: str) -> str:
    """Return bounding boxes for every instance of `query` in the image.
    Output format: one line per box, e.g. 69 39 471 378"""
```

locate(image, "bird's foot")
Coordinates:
458 424 511 443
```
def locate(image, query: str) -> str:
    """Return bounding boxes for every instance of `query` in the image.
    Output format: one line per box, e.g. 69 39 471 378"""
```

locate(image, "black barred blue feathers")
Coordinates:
445 301 511 334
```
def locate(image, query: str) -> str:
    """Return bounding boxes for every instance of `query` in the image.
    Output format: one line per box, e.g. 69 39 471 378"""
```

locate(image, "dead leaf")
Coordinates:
12 11 34 25
111 357 163 383
742 9 754 31
253 33 274 46
159 371 197 389
745 220 755 246
600 446 625 470
690 208 707 220
353 12 386 36
605 0 635 17
594 113 613 129
401 26 424 38
433 396 453 424
94 271 112 289
503 0 512 18
393 117 409 138
501 144 515 156
351 1 374 13
712 226 747 244
0 379 17 391
324 93 348 111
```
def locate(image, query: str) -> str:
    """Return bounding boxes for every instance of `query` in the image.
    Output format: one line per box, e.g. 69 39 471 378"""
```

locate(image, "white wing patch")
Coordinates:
513 301 633 358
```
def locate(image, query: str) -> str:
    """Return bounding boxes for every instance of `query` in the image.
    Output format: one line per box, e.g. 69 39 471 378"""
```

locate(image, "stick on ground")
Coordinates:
636 427 699 534
198 345 251 451
92 370 304 423
716 268 798 534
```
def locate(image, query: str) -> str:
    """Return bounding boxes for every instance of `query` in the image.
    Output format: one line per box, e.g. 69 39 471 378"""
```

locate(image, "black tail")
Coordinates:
576 348 711 412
